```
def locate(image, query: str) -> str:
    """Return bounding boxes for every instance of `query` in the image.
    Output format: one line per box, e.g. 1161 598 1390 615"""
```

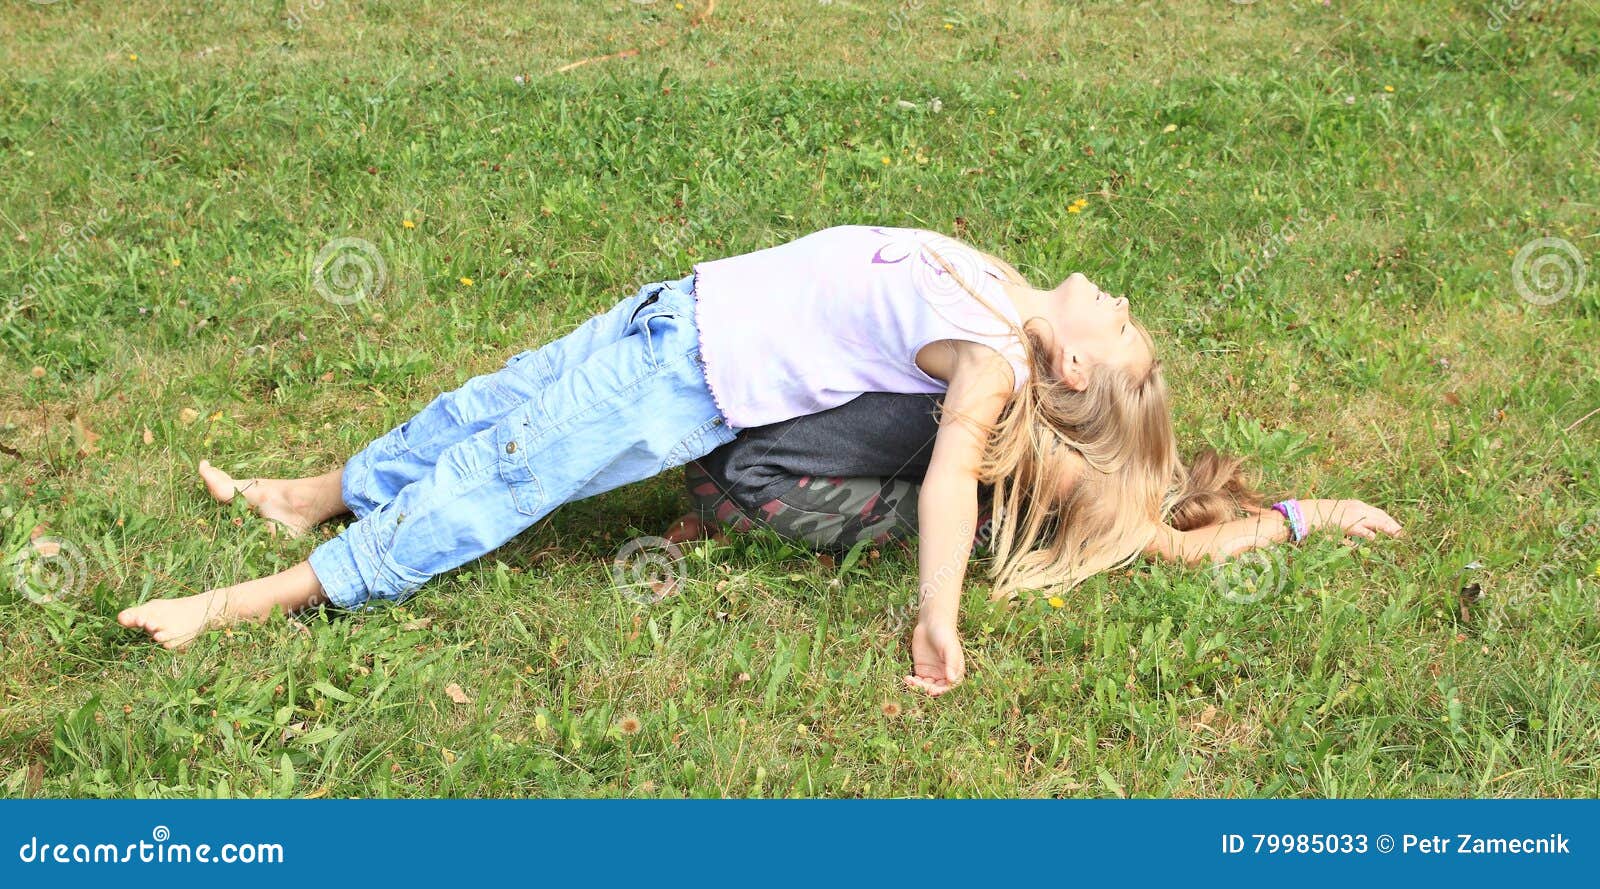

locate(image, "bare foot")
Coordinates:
119 561 328 650
198 460 343 537
117 591 231 650
662 512 727 546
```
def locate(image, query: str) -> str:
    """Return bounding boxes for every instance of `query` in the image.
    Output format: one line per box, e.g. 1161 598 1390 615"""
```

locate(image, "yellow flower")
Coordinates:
1384 85 1395 93
881 156 891 165
402 219 415 229
1067 206 1082 214
1162 123 1178 133
169 257 181 267
1047 595 1065 608
128 54 139 61
1592 560 1600 577
675 2 684 8
944 23 953 30
458 277 474 286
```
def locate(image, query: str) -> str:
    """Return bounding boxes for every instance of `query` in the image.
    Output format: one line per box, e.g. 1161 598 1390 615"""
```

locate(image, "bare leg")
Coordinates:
118 561 327 650
198 460 348 537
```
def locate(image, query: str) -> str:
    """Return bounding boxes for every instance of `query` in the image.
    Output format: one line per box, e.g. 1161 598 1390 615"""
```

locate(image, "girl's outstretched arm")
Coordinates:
906 343 1015 696
1145 498 1404 565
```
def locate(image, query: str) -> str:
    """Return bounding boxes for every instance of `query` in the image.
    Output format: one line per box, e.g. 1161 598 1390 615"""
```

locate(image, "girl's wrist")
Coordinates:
1270 499 1310 542
916 594 960 628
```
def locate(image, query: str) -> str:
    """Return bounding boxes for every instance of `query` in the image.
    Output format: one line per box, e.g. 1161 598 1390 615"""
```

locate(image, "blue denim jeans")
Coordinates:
306 273 735 608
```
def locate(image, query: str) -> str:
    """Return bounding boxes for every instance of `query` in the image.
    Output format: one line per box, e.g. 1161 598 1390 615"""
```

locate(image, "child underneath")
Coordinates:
669 391 1402 557
118 225 1398 695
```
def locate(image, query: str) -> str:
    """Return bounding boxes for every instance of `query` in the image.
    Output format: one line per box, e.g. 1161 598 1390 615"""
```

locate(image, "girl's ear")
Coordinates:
1060 353 1090 391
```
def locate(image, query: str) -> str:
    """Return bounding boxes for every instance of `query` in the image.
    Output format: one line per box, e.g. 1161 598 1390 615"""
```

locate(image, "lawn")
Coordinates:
2 0 1597 798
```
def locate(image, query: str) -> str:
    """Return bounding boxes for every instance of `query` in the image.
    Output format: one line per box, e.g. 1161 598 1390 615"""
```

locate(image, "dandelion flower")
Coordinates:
1047 595 1065 608
618 716 642 736
128 54 139 61
459 276 474 286
1384 85 1395 93
944 23 953 30
881 701 902 718
881 156 891 165
402 219 415 229
170 257 181 267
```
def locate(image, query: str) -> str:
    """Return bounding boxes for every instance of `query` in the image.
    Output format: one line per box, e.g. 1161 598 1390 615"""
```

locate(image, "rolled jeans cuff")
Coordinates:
339 441 388 520
306 535 369 610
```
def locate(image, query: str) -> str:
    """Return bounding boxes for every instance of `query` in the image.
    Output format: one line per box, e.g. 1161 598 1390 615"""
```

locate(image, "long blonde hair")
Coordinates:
928 240 1260 598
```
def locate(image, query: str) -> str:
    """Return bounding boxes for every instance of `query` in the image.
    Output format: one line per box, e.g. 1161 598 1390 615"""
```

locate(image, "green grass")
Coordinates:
2 0 1598 798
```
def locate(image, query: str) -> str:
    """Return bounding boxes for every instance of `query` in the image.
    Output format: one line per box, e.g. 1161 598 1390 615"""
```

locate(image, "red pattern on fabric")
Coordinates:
859 493 880 517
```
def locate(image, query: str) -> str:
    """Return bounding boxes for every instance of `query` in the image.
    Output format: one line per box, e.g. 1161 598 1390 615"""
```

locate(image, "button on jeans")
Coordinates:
306 273 735 608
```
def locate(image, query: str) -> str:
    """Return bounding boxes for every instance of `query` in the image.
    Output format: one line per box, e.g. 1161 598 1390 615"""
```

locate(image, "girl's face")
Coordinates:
1044 272 1153 389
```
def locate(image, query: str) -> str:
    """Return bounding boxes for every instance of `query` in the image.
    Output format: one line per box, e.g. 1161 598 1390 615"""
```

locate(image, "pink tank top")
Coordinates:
692 225 1030 430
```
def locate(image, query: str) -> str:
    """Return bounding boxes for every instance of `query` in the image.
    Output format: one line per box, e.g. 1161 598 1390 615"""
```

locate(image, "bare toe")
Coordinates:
198 459 246 505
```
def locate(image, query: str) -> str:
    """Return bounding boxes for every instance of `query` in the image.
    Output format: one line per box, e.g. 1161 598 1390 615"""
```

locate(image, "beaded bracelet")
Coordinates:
1271 499 1308 543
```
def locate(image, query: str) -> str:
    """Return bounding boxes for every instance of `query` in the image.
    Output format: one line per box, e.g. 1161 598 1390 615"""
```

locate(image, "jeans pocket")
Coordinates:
495 408 546 517
661 415 733 472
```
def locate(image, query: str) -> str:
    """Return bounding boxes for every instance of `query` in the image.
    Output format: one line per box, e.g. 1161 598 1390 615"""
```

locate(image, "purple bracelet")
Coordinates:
1271 499 1308 542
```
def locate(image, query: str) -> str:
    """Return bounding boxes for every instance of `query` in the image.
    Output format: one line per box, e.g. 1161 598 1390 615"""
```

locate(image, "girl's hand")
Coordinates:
1301 498 1404 541
904 619 966 697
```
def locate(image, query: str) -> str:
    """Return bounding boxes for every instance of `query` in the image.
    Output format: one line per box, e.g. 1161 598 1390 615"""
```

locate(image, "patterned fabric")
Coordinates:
685 460 992 552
